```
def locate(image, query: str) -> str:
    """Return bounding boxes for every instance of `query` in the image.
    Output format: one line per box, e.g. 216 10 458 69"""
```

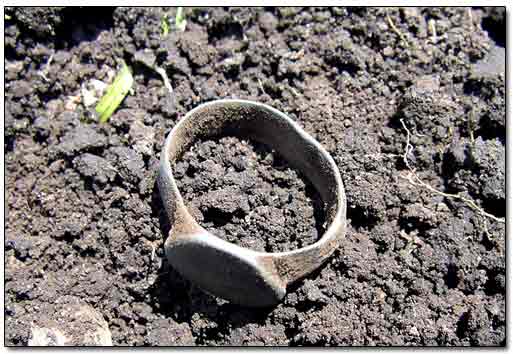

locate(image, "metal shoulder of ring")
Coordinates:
158 99 347 307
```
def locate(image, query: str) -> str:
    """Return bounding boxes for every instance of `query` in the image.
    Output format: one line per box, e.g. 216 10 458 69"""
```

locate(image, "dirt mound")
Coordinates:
5 7 505 346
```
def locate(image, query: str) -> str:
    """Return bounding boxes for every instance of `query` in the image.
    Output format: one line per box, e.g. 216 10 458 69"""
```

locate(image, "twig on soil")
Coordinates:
467 8 474 29
428 19 437 43
133 49 174 96
257 78 267 96
386 12 409 47
155 66 174 96
146 244 158 281
364 153 399 160
38 54 54 82
151 244 156 262
399 119 505 224
290 87 300 97
468 115 476 145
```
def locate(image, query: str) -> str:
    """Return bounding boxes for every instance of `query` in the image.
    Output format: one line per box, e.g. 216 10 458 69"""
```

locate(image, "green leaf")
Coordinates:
95 62 134 123
175 7 187 32
161 13 170 37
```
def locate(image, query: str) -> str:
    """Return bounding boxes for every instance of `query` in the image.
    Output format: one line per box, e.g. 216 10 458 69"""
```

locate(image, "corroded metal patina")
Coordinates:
158 99 346 307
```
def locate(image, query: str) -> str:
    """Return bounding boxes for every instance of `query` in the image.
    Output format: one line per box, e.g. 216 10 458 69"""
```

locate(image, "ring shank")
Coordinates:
159 100 346 305
165 101 341 222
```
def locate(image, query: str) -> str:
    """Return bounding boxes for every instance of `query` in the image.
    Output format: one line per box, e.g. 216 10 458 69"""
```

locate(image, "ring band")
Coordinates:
158 99 346 307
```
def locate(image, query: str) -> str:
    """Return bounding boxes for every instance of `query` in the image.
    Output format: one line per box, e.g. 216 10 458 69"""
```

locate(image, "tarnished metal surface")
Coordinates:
158 99 346 307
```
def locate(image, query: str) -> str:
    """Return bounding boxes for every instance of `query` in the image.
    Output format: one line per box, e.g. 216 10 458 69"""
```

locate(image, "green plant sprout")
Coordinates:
161 13 170 37
161 7 187 36
175 7 187 32
95 62 134 123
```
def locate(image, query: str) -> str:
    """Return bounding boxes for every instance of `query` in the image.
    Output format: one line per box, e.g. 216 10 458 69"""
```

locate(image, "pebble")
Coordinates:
73 153 117 184
383 46 394 57
10 80 33 98
414 75 440 94
28 297 112 346
33 117 51 140
134 49 156 68
129 120 155 156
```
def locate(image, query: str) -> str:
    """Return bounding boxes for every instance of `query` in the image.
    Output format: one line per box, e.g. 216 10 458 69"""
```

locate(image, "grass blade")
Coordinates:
175 7 187 32
161 13 170 37
95 62 134 123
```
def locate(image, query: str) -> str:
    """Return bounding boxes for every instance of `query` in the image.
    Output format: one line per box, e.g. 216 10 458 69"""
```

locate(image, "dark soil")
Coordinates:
175 137 325 252
4 7 505 346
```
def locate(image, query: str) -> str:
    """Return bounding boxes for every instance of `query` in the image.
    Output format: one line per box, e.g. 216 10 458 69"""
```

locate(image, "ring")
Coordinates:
158 99 346 307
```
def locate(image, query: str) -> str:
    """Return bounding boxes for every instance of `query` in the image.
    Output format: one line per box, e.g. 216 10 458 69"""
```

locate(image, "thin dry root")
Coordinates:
428 19 438 43
38 54 54 82
257 78 267 96
467 8 474 29
386 12 409 47
151 244 156 262
400 119 505 224
155 66 174 96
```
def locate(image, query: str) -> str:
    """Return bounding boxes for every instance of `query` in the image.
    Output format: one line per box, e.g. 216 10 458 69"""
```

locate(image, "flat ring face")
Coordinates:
165 234 285 307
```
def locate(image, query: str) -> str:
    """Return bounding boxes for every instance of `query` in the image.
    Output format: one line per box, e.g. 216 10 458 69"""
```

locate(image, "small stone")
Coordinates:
229 155 248 171
306 285 327 304
81 79 109 107
259 12 278 33
221 54 244 74
383 46 394 57
471 45 505 78
64 95 81 111
29 327 68 346
27 296 112 346
90 79 108 93
53 50 71 65
129 120 155 156
134 49 156 69
436 202 450 213
409 326 420 336
81 87 97 107
108 146 145 184
10 80 33 98
5 60 24 81
11 237 32 260
402 7 420 18
414 75 440 94
73 153 117 184
46 99 64 118
33 117 51 140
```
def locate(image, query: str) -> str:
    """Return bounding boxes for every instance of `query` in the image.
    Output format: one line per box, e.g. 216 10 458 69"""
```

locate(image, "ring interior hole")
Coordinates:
172 135 327 253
